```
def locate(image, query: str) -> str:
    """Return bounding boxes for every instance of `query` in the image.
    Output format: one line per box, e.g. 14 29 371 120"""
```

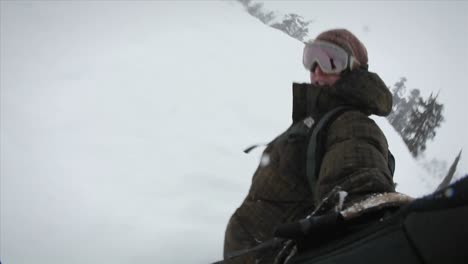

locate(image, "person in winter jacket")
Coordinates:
223 28 396 263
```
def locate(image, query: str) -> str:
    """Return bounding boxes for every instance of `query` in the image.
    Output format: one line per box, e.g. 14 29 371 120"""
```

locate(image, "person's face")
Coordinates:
310 65 341 86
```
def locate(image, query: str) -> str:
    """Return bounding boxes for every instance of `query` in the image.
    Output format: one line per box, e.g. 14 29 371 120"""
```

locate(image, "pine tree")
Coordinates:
392 77 407 104
271 14 311 41
402 93 444 156
387 78 422 135
388 78 408 133
236 0 275 25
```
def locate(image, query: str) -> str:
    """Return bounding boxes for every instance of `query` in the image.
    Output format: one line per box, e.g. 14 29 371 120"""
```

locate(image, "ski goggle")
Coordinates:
303 40 360 74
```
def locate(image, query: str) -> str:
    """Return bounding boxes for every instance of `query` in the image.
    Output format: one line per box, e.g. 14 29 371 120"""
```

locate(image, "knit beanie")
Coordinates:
316 29 368 69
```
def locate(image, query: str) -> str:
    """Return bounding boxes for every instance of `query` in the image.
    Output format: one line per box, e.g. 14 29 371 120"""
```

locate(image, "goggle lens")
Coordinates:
303 40 351 74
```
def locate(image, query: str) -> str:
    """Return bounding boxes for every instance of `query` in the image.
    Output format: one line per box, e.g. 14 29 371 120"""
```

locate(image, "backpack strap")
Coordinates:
306 106 353 193
388 150 395 176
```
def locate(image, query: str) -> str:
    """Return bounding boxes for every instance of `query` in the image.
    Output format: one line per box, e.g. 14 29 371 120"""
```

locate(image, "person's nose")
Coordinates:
311 65 324 83
314 65 324 77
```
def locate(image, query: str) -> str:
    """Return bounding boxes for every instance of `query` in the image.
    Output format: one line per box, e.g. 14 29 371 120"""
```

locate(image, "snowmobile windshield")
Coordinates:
303 40 359 74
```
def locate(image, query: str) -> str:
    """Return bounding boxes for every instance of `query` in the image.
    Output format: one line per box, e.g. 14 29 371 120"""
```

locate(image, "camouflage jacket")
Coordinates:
224 69 396 263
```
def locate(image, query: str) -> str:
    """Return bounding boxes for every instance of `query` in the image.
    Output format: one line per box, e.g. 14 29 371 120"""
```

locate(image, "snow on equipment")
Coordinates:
279 174 468 264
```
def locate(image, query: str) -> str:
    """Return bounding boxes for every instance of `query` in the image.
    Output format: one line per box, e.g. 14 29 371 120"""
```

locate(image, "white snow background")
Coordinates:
0 1 463 264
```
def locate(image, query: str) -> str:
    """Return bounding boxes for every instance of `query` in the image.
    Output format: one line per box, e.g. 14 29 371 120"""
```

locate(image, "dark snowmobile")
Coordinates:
214 175 468 264
277 174 468 264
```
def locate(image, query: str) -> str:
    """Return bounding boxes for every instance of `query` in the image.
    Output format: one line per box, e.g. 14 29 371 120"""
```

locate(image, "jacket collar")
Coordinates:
292 69 392 122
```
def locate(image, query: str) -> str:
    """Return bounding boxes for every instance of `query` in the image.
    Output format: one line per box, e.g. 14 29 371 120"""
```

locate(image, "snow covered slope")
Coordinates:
0 1 437 263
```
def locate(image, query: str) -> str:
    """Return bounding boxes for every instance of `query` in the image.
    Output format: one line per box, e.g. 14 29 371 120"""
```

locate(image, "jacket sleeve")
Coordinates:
314 110 395 205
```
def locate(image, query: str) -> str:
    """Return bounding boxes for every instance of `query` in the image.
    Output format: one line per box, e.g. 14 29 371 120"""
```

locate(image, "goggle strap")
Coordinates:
349 56 361 71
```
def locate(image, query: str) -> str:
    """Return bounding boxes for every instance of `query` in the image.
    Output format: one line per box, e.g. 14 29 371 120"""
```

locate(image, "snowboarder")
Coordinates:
223 28 396 263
